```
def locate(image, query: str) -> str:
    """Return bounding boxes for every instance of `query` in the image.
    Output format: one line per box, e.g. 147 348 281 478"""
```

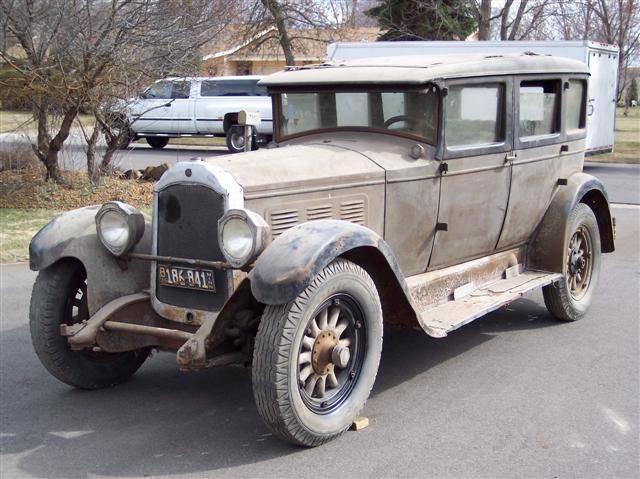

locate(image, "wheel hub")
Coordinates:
311 330 339 375
566 226 592 299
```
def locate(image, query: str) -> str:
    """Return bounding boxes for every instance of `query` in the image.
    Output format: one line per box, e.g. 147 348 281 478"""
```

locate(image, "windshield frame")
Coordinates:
270 84 441 145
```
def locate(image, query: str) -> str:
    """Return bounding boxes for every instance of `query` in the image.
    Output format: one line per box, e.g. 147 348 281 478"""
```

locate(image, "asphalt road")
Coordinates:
1 202 638 477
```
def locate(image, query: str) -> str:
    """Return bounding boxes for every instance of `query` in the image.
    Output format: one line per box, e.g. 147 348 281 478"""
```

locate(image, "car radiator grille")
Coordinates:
155 184 228 311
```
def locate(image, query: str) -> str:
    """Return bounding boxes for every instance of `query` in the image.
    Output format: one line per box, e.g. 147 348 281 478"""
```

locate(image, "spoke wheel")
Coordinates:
297 295 366 414
543 203 601 322
566 226 592 300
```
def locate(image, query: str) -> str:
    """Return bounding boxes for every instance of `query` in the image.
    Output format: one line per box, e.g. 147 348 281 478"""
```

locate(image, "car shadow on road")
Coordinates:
2 297 562 477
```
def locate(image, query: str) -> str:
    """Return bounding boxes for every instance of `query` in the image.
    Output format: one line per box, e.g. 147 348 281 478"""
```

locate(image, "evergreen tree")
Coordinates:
367 0 476 41
629 78 638 103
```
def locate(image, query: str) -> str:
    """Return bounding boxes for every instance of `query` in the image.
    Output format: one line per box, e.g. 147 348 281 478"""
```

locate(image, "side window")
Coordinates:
141 81 172 99
200 81 220 97
445 83 505 148
201 80 267 97
519 79 560 138
171 81 191 99
566 79 587 131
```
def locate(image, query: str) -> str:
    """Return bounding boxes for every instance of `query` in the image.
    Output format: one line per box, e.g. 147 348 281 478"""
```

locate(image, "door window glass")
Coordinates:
445 83 505 147
519 80 560 137
141 81 173 99
171 81 191 99
566 79 586 131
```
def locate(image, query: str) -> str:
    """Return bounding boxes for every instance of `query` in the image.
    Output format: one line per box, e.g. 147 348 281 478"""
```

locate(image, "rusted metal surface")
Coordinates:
527 172 615 274
65 292 150 349
419 270 562 337
249 219 411 306
127 252 232 270
103 321 193 341
29 206 153 315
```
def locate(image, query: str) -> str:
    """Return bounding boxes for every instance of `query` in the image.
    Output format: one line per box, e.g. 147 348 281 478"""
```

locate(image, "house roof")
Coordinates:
260 53 590 86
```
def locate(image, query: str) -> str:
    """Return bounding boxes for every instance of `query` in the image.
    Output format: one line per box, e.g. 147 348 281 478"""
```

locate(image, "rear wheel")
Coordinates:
543 203 601 321
226 125 255 153
252 259 383 446
29 260 149 389
146 137 169 149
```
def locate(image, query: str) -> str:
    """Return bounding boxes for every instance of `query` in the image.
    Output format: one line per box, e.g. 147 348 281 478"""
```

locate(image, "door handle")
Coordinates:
505 153 517 163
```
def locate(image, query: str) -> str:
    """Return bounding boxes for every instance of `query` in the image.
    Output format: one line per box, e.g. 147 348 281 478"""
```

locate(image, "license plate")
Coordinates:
158 264 216 292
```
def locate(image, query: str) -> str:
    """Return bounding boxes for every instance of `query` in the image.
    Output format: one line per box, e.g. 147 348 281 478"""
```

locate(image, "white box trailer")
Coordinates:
327 40 619 155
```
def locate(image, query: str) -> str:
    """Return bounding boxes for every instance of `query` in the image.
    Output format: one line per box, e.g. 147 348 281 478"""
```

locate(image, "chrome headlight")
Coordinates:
95 201 145 257
218 209 270 268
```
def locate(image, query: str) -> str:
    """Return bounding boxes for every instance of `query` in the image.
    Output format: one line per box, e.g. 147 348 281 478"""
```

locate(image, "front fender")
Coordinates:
249 220 410 305
527 172 614 273
29 206 152 315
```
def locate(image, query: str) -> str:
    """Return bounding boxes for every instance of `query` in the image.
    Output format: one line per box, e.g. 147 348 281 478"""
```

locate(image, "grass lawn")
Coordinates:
0 110 95 134
0 209 61 263
591 107 639 164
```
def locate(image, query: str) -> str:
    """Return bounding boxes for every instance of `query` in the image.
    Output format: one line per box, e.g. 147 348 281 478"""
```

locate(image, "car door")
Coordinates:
428 78 513 269
129 80 174 133
170 80 196 133
496 75 572 249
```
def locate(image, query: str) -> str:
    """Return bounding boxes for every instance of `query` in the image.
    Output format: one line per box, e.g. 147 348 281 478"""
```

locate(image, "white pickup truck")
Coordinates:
119 76 273 153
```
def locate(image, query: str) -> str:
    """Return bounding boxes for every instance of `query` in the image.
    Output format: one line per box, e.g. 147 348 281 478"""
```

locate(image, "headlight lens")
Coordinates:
98 210 130 249
221 217 253 260
218 209 271 268
95 201 145 257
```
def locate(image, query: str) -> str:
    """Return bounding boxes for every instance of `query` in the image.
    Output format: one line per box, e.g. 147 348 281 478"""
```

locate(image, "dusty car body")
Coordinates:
29 53 614 447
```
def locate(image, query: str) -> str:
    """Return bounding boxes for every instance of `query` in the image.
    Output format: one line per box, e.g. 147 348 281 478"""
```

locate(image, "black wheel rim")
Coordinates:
63 270 114 361
567 225 593 300
296 294 366 414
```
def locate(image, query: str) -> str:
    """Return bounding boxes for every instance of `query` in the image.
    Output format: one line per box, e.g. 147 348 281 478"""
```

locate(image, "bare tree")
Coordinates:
0 0 232 182
241 0 356 66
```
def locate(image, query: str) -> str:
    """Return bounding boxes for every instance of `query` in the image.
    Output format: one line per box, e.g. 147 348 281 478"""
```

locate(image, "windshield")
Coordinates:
278 87 438 144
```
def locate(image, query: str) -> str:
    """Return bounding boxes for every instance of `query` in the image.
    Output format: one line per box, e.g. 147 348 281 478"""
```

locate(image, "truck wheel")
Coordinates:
146 137 169 149
226 125 255 153
252 258 383 447
29 260 149 390
543 203 602 321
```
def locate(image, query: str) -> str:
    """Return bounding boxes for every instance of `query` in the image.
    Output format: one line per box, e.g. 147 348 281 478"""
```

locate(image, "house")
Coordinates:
201 26 380 76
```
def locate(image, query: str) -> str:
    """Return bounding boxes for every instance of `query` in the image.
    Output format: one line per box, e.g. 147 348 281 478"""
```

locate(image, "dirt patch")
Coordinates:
0 165 153 210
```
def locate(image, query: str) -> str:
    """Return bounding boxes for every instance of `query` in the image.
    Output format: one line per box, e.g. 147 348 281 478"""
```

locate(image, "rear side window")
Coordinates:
201 80 267 97
519 80 560 137
445 83 506 148
566 79 587 131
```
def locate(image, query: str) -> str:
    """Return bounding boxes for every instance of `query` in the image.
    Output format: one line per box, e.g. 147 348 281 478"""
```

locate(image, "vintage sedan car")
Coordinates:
29 54 615 447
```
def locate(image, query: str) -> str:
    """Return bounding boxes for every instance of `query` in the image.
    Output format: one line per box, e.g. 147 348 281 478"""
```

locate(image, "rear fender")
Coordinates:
29 206 152 315
527 172 615 273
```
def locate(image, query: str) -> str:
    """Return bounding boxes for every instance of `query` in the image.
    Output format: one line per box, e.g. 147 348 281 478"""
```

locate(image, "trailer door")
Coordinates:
586 50 618 154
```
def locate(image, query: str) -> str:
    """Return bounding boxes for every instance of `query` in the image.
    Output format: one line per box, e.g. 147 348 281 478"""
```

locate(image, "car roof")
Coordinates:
161 75 264 82
260 53 589 87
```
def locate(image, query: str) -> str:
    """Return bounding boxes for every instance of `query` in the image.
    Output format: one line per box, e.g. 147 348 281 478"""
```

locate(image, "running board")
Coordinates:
418 270 562 338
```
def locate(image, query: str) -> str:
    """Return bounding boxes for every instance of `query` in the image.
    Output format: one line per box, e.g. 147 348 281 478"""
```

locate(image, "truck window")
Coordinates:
141 81 173 99
519 80 560 138
566 79 587 131
445 83 505 148
201 80 267 97
171 81 191 99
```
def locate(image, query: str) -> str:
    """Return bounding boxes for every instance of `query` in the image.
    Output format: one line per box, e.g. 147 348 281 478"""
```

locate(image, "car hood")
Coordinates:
203 143 385 198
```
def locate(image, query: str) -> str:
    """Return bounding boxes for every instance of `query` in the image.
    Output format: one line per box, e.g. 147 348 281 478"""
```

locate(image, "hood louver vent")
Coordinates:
270 208 299 236
340 199 365 224
307 204 333 220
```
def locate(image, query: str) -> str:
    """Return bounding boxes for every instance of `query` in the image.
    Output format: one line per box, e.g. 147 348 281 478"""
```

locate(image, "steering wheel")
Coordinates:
383 115 411 129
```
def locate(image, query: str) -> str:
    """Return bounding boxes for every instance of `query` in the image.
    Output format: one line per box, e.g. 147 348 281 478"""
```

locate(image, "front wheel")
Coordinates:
252 259 383 447
29 260 149 389
543 203 602 321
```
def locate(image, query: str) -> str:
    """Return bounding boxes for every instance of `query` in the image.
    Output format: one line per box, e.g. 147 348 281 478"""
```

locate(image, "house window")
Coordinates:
445 83 506 148
519 80 561 138
235 61 252 75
